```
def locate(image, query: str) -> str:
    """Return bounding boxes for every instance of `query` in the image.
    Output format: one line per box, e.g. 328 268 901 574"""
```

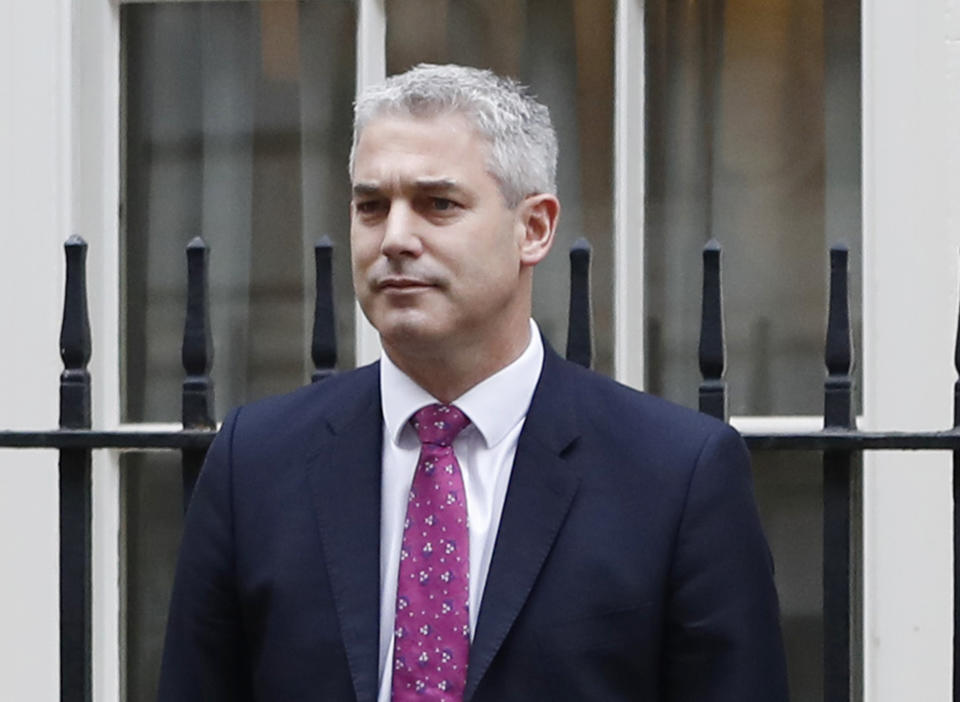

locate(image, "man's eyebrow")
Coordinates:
352 183 380 197
351 178 463 197
414 177 459 191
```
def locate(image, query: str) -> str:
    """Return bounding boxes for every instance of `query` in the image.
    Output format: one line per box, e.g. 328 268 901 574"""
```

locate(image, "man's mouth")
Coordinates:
376 277 435 291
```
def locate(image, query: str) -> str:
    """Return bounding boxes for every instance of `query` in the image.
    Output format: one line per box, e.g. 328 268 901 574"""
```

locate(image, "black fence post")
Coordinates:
59 235 92 702
699 239 727 421
823 243 855 702
953 252 960 702
312 237 337 382
566 237 593 369
181 237 215 512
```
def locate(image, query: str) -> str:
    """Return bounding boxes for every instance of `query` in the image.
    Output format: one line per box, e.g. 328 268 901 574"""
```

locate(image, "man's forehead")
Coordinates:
354 112 489 160
350 114 497 196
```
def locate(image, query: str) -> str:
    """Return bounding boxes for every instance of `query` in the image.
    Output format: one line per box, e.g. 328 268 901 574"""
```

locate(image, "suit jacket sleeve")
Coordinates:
662 423 789 701
157 408 254 702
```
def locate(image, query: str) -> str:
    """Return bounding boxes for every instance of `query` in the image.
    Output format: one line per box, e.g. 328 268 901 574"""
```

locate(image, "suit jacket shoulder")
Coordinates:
160 363 385 702
479 346 788 702
529 346 744 492
226 362 381 465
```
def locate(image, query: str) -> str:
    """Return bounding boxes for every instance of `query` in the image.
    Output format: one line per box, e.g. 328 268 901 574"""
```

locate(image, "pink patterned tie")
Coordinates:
391 404 472 701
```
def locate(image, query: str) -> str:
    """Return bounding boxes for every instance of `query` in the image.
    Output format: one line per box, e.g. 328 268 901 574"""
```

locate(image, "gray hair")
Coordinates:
350 64 558 208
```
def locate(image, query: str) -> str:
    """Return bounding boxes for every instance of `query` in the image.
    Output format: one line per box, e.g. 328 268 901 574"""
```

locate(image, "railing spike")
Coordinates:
60 236 92 423
822 241 855 702
565 237 593 369
698 239 726 420
825 243 854 426
312 237 337 382
954 246 960 401
182 236 214 414
953 248 960 699
58 235 92 702
181 236 215 511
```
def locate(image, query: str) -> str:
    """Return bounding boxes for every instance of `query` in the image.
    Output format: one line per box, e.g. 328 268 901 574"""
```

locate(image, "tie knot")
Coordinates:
411 403 470 447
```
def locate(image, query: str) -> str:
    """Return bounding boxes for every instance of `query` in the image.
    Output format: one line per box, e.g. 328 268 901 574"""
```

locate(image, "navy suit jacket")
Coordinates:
159 345 789 701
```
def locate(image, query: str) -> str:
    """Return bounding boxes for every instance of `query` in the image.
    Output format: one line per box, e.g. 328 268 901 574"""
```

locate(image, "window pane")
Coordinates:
120 3 356 699
120 453 182 702
752 451 824 702
644 0 862 414
122 0 357 423
386 0 616 376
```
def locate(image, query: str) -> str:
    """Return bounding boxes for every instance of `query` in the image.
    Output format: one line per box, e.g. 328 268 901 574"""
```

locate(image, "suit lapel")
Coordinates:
464 348 581 701
306 367 382 702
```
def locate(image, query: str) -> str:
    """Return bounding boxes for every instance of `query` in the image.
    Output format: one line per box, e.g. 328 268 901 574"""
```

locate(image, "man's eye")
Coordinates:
355 200 385 215
431 198 456 211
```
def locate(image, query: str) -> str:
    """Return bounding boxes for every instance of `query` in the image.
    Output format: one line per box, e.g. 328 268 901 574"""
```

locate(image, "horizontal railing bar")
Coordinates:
745 431 960 451
0 430 215 450
4 428 960 452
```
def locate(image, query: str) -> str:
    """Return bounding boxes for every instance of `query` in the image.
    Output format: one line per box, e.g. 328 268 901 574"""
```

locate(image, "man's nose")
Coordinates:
380 202 423 259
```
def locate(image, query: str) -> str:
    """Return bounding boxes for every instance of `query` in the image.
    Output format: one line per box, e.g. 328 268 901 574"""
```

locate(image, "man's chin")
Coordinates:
375 317 451 355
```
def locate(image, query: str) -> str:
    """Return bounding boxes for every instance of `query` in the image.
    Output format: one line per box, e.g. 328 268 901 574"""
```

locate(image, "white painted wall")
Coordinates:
1 1 121 700
862 0 960 699
0 1 71 700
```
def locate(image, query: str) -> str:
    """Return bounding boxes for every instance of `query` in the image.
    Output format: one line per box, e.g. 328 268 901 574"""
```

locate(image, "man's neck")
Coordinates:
382 323 533 404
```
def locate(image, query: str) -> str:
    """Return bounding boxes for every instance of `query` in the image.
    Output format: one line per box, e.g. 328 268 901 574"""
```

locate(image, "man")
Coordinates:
159 64 788 701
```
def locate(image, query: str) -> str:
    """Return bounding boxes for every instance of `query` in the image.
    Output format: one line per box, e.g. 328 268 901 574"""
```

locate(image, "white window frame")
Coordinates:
0 3 77 700
73 3 122 701
860 2 960 699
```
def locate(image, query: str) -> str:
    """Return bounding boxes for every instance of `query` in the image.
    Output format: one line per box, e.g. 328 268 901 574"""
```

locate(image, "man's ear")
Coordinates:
516 193 560 267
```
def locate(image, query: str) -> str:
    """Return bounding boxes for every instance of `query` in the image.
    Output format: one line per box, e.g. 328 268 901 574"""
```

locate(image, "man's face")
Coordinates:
350 112 528 357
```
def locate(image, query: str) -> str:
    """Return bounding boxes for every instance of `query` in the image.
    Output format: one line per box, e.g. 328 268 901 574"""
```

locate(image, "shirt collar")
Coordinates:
380 319 544 449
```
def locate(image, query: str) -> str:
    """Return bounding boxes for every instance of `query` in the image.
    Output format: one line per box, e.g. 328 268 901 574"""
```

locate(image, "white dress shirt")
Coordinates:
375 320 544 702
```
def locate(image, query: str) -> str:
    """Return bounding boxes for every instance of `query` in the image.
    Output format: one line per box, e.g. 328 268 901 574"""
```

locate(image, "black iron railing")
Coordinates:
697 241 861 700
2 235 959 702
